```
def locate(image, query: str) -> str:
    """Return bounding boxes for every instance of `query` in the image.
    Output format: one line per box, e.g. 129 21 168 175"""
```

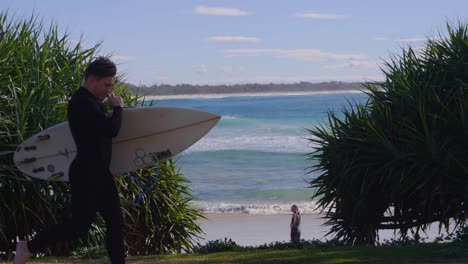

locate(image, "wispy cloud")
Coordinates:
295 13 349 19
194 64 208 75
207 36 260 43
194 6 250 16
110 55 137 62
371 37 387 41
184 74 384 85
398 37 426 43
322 60 378 70
224 49 367 61
219 66 245 75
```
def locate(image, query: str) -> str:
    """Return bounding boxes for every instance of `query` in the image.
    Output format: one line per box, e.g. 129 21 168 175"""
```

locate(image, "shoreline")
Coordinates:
142 90 363 100
196 213 330 246
196 213 451 246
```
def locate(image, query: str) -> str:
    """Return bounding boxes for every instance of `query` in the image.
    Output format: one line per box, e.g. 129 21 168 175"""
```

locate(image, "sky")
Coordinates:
1 0 467 86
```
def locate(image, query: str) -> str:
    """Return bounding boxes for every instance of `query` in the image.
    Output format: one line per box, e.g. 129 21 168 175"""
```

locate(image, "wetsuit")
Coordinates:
28 87 125 263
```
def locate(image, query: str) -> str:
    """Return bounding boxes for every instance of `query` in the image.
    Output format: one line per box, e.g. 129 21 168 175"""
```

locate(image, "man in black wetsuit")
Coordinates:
14 57 126 264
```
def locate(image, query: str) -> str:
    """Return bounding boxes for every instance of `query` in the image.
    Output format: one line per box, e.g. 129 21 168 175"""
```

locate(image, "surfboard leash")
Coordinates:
120 164 161 205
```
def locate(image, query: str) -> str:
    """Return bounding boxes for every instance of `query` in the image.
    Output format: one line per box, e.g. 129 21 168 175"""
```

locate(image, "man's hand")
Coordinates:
108 93 124 108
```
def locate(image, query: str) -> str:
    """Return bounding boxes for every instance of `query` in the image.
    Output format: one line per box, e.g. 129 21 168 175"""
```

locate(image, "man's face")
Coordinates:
90 75 115 101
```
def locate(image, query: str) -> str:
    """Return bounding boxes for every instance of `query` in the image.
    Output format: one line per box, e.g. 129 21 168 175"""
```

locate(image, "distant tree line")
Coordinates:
127 81 365 96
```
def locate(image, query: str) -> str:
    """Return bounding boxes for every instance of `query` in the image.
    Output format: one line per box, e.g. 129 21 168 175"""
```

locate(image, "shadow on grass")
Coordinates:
11 241 468 264
127 244 468 264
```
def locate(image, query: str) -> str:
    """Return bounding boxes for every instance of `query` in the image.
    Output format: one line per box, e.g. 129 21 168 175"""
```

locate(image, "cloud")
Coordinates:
371 37 387 41
398 37 426 43
322 60 378 70
207 36 260 43
194 64 208 75
183 74 384 85
295 13 349 19
219 66 245 75
194 6 250 16
224 49 368 61
110 55 137 62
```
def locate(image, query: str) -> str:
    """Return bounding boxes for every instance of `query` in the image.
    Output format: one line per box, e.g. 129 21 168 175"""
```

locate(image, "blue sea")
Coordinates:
151 92 369 214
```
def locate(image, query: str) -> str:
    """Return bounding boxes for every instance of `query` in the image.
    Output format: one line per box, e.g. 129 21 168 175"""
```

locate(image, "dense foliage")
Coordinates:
0 12 203 260
308 22 468 244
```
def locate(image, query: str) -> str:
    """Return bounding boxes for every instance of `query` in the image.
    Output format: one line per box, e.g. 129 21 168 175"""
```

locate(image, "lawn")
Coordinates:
6 242 468 264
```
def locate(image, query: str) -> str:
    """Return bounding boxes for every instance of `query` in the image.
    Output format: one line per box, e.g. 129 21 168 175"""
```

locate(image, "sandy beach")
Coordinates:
196 213 451 246
196 213 330 246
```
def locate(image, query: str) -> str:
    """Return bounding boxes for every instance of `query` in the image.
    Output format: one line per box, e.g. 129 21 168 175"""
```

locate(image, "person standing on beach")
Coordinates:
14 57 126 264
290 204 301 242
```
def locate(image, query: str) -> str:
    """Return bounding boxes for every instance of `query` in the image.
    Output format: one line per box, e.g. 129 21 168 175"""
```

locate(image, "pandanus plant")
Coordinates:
308 22 468 244
0 12 203 260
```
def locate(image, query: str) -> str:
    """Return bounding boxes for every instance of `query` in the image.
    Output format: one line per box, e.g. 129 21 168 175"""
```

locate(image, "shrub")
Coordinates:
308 22 468 244
0 12 203 260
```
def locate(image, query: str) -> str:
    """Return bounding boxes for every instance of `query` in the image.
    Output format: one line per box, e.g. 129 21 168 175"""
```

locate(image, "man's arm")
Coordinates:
70 95 123 138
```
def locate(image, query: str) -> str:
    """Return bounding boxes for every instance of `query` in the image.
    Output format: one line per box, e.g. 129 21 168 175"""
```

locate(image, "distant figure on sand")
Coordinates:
290 204 301 242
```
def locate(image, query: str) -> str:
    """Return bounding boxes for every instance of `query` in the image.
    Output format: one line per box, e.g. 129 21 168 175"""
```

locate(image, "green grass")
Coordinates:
5 243 468 264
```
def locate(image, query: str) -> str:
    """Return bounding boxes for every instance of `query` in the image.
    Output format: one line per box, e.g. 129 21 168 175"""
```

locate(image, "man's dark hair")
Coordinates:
84 57 117 79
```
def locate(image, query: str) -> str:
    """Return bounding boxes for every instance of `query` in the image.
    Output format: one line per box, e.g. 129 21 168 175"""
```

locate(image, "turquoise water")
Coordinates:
151 92 369 214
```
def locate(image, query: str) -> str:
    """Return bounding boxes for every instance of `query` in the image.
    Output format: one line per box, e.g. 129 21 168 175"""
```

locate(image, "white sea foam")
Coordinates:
158 93 367 212
191 201 321 215
222 115 240 120
186 135 318 153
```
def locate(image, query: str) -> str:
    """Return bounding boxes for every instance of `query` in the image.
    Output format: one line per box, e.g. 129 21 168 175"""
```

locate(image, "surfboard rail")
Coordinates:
14 106 220 181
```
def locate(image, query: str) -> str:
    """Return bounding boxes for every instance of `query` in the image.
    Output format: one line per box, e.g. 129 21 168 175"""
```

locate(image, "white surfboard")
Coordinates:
14 106 220 181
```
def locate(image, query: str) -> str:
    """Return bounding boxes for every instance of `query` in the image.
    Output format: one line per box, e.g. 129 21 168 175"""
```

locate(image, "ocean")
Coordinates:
150 92 369 215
